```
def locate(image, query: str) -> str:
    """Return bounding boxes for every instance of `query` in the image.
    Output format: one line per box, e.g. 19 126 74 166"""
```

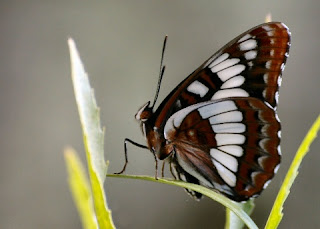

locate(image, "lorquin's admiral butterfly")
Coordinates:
117 22 291 202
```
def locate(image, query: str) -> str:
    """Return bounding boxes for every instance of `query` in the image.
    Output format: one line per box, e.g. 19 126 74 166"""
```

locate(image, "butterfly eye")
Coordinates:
135 101 152 121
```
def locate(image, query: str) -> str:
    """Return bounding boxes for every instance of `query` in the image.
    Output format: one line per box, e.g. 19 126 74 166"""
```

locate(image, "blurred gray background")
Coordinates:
1 1 319 228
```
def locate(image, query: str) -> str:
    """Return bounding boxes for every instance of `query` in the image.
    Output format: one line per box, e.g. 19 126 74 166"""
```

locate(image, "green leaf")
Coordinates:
64 148 98 229
68 38 115 229
225 199 255 229
107 174 259 229
265 115 320 229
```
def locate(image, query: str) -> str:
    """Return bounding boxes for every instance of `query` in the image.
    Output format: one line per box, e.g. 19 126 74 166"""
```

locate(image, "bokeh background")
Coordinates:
1 1 319 228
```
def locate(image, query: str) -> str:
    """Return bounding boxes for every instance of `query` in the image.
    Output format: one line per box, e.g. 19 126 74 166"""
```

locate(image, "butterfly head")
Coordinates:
135 101 157 149
135 101 153 122
135 101 154 139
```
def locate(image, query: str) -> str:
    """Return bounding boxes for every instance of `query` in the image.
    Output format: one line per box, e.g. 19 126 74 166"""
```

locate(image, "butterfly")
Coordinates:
117 22 291 202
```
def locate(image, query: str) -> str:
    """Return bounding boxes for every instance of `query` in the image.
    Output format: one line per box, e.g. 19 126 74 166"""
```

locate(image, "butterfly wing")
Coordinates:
154 22 290 130
164 98 281 201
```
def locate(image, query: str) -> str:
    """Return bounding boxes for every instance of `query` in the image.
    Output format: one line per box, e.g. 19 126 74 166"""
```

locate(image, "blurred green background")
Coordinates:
1 1 319 228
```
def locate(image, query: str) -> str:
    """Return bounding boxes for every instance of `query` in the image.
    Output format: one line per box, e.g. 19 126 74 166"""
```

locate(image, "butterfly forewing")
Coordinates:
164 97 281 201
154 22 290 130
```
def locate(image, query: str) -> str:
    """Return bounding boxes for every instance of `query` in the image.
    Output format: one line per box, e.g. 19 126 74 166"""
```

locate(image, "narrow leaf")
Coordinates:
68 38 115 229
64 148 98 229
225 199 255 229
265 115 320 229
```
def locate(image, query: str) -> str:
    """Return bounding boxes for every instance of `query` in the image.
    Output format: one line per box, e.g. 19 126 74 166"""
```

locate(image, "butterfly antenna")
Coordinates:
151 35 168 109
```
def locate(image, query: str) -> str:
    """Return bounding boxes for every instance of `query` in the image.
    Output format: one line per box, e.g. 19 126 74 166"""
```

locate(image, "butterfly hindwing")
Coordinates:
164 97 281 201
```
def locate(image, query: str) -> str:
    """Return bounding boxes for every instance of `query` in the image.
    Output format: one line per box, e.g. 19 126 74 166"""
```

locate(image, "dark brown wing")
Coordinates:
164 97 281 201
154 22 290 130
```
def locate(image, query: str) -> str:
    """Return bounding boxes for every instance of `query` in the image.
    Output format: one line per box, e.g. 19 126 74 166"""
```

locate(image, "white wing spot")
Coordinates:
262 25 272 30
212 88 249 100
251 171 261 182
238 34 252 43
244 50 257 60
263 179 272 189
275 91 279 104
278 76 282 87
187 80 209 97
265 60 272 69
211 58 240 73
213 160 236 187
210 148 238 172
187 130 195 137
261 124 271 135
263 73 269 83
180 173 187 182
277 145 282 155
267 31 274 36
208 53 229 68
212 123 246 134
221 75 245 89
259 139 269 151
218 145 243 157
270 49 275 56
258 156 269 167
239 39 257 51
217 64 245 82
274 164 280 174
216 133 245 146
198 100 237 119
209 111 243 124
244 185 255 193
262 89 267 100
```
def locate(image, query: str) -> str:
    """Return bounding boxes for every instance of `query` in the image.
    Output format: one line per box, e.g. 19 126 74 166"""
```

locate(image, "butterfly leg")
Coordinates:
114 138 148 174
161 161 165 178
152 151 159 180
